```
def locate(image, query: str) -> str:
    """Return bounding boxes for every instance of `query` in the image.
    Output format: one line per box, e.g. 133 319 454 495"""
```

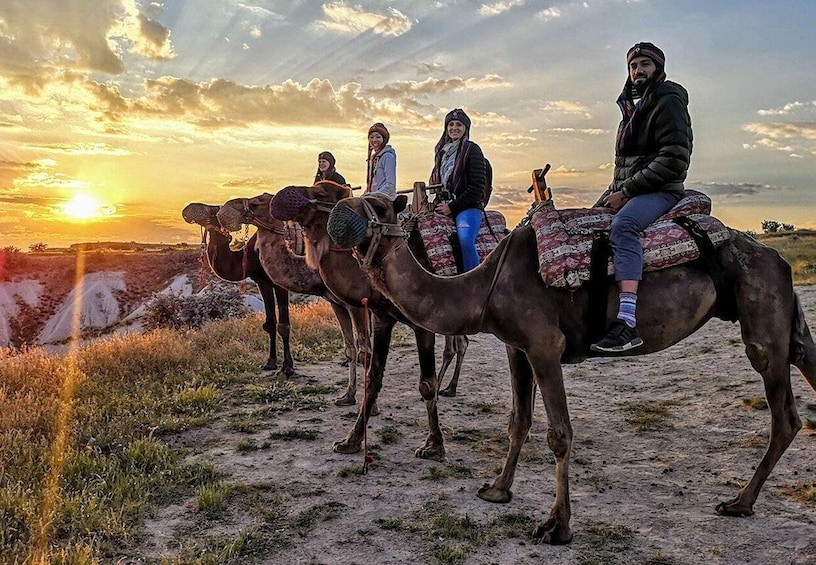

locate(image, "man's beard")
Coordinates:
633 75 652 95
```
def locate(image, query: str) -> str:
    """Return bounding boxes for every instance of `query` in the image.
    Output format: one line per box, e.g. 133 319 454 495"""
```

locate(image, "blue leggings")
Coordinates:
610 192 679 281
456 208 483 272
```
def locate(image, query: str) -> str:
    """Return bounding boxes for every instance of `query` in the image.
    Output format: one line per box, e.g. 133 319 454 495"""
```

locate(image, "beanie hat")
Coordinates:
318 151 336 167
368 122 390 146
626 42 665 68
444 108 471 132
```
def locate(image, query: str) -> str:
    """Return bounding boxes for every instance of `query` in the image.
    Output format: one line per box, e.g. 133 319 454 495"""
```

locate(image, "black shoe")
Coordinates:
590 319 643 353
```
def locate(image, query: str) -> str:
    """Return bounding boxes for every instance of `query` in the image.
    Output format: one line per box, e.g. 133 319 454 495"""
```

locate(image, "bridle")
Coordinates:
239 197 287 236
353 196 407 270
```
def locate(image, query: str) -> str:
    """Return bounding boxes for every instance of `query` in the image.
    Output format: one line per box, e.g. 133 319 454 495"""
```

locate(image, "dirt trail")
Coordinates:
143 286 816 564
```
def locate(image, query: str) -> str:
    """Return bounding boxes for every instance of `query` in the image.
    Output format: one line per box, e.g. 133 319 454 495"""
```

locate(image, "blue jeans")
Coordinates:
610 192 680 281
456 208 483 272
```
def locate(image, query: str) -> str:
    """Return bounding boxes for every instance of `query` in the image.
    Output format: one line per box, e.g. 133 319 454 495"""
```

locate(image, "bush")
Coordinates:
762 220 796 234
142 282 249 330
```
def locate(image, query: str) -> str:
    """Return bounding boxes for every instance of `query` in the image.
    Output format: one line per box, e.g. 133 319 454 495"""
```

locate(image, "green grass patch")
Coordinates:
758 230 816 285
740 396 768 410
620 400 677 432
421 463 474 481
290 501 347 537
779 482 816 505
376 425 403 445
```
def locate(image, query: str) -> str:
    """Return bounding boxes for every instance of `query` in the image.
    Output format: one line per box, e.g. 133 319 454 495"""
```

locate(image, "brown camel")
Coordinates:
182 202 294 374
327 192 816 544
214 198 369 407
221 185 465 461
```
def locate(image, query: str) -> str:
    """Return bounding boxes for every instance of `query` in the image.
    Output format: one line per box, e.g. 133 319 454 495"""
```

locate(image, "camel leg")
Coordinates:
256 280 280 372
478 345 535 503
717 275 802 516
274 286 294 376
438 336 456 396
414 327 446 461
333 313 393 454
529 349 573 545
328 302 358 407
440 335 468 397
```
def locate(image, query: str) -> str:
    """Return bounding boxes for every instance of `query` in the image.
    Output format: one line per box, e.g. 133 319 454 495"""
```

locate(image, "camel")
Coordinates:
220 185 465 461
182 202 294 375
326 191 816 544
212 199 369 407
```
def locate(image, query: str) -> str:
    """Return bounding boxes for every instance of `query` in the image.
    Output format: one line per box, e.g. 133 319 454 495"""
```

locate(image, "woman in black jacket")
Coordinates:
429 108 486 272
313 151 347 185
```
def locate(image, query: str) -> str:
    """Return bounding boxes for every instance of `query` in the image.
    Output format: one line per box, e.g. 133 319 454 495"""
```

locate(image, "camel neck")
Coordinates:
370 235 495 336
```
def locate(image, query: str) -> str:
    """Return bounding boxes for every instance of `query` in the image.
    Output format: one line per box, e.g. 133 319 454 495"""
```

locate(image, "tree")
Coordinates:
28 242 48 253
761 220 796 234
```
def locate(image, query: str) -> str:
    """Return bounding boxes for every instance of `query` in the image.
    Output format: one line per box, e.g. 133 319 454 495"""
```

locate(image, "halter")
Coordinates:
354 197 407 270
240 198 287 236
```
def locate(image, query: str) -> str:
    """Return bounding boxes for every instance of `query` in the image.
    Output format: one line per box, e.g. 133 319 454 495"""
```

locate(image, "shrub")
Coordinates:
142 282 249 330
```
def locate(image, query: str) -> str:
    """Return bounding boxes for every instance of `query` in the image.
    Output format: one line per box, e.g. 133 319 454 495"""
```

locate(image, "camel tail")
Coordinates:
791 292 816 392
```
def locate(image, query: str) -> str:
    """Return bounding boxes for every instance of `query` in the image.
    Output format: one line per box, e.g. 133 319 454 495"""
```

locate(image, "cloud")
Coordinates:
0 0 173 92
757 100 816 116
478 0 525 17
536 7 562 20
551 165 584 175
218 178 273 191
542 100 592 119
25 142 132 156
551 127 607 135
684 181 779 198
483 132 537 148
743 122 816 157
367 75 510 98
314 2 413 37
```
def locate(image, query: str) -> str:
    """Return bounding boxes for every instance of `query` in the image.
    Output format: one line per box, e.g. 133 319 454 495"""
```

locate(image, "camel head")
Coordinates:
327 194 408 268
182 203 221 230
216 193 282 233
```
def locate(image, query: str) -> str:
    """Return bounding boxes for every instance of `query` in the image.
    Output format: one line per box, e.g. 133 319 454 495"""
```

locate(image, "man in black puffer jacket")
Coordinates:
591 42 693 353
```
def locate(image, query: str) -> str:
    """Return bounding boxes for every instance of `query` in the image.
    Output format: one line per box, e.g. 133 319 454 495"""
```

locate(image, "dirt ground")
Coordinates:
142 286 816 564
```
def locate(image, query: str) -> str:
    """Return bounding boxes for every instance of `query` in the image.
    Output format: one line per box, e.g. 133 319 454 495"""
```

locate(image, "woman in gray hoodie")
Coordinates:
365 122 397 199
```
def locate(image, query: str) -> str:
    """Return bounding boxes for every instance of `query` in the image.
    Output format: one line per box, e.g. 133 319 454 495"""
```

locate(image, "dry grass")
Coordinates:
0 301 347 562
758 229 816 285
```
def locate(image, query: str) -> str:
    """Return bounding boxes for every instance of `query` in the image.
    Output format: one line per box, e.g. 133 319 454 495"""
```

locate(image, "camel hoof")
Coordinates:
715 499 754 517
260 361 278 371
438 387 457 397
532 517 573 545
332 439 361 454
340 359 350 367
282 364 295 377
368 402 380 417
333 393 356 406
477 483 512 504
415 443 446 462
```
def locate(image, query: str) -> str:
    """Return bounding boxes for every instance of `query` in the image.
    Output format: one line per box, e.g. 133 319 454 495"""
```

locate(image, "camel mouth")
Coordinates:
327 204 369 248
216 204 244 232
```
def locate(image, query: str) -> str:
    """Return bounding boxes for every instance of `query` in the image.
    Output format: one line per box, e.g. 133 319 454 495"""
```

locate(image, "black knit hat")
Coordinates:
444 108 471 131
627 42 665 68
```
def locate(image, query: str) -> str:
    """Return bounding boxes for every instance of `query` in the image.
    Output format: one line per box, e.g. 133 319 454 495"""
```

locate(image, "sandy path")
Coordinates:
144 286 816 564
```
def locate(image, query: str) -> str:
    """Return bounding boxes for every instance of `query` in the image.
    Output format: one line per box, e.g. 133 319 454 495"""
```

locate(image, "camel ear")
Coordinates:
393 195 408 214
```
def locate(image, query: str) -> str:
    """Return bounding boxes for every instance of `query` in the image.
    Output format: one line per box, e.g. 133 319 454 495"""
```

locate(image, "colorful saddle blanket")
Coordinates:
532 190 730 289
415 210 508 276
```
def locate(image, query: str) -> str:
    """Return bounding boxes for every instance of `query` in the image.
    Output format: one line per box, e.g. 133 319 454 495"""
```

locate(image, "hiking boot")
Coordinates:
590 319 643 353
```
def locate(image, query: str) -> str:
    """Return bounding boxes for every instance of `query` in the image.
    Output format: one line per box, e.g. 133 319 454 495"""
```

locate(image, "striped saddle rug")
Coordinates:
413 210 509 276
531 190 730 289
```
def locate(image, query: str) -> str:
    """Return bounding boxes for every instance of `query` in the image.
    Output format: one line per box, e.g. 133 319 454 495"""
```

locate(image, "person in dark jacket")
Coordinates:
314 151 347 185
590 42 693 353
430 108 487 272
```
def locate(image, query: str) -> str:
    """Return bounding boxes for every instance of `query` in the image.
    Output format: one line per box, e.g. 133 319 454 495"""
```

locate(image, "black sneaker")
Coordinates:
590 319 643 353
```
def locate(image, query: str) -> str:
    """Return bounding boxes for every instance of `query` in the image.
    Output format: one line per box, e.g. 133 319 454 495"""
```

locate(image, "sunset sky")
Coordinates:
1 0 814 250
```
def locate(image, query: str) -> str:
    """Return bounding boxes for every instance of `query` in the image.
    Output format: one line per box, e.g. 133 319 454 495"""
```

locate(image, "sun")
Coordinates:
61 193 114 220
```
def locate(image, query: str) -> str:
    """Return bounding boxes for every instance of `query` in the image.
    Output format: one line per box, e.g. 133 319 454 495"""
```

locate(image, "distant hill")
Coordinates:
1 247 203 349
